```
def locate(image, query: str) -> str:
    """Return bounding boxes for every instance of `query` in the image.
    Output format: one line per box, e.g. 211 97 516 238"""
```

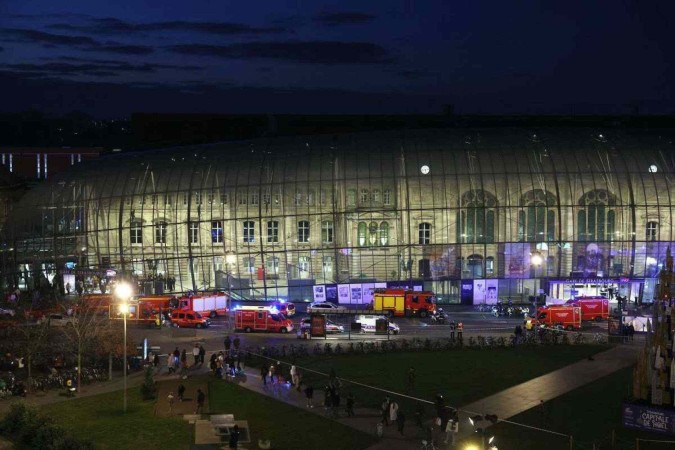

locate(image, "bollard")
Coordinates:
569 435 573 450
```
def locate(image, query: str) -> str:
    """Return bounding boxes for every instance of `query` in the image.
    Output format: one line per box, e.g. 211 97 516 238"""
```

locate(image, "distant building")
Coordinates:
0 147 102 180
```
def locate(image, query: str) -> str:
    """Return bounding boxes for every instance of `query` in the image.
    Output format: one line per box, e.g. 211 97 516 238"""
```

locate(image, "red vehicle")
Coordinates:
109 303 162 328
271 301 295 317
178 293 228 318
234 306 294 333
170 309 210 328
566 297 609 322
536 306 582 330
372 289 436 317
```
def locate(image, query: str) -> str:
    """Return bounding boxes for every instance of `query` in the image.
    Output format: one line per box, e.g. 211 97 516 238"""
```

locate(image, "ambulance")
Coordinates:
234 306 294 333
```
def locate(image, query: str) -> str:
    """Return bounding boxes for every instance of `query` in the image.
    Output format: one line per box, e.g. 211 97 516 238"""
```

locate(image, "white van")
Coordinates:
355 315 400 334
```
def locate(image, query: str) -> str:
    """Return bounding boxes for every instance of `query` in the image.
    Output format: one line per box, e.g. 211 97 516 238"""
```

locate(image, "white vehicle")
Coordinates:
38 313 78 327
0 308 15 317
306 302 347 314
299 318 345 334
355 314 400 335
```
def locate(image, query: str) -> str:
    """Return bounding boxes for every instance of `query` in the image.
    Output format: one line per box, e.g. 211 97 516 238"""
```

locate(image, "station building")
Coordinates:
1 128 673 304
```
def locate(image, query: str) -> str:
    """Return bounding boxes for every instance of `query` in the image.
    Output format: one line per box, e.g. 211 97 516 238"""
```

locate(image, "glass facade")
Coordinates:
1 129 673 303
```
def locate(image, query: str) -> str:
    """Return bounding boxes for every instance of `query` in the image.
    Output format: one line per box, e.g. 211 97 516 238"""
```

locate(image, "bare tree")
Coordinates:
60 299 108 392
9 319 51 390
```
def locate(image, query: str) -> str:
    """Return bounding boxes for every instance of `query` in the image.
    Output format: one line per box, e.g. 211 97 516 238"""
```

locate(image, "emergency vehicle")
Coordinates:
178 293 228 318
535 306 582 330
108 303 163 328
565 296 609 322
372 289 436 317
234 306 294 333
170 310 210 328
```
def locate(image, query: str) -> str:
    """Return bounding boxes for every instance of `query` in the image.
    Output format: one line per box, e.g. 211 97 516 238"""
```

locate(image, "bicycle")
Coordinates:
420 439 436 449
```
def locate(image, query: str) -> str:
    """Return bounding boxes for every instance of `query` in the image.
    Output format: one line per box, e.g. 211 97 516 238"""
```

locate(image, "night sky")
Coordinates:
1 0 673 118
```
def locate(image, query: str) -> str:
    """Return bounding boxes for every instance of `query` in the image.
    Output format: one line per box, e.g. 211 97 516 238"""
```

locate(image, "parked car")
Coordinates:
306 302 347 314
0 308 15 317
355 314 400 334
272 301 296 317
38 314 78 327
299 318 344 334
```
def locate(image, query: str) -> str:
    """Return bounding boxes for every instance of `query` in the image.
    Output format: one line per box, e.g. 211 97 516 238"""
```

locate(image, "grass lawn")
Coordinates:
41 389 189 449
287 345 609 411
474 367 674 450
208 381 378 450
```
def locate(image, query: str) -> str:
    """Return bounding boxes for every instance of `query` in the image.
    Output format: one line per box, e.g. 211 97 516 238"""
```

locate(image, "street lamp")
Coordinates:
114 281 133 413
225 253 236 329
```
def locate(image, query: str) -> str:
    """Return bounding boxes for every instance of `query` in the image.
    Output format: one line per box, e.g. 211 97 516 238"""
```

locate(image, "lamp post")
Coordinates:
114 282 133 414
225 253 236 329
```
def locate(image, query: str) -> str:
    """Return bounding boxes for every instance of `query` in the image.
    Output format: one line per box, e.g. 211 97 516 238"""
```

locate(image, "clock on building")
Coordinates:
420 165 430 175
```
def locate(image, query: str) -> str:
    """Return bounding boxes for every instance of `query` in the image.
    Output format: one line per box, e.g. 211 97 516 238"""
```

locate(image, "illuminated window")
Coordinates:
267 221 279 243
419 223 431 245
130 222 142 245
383 189 392 205
188 222 199 244
211 221 223 243
322 221 334 244
243 221 255 243
646 221 658 241
154 222 167 244
298 220 310 243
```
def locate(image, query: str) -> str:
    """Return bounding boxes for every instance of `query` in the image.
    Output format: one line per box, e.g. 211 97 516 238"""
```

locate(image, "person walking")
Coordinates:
457 322 464 340
381 396 391 426
396 410 406 436
167 391 175 414
224 336 232 355
177 383 185 402
167 353 175 375
181 349 187 366
449 321 456 340
153 352 160 370
346 392 355 417
199 345 206 365
290 364 299 387
260 364 268 385
304 384 314 408
389 400 399 425
228 424 240 449
233 335 241 353
195 388 205 414
406 367 416 392
192 344 200 366
269 363 276 384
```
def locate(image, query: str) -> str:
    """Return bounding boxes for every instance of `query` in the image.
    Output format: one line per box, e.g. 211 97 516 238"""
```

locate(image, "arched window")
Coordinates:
368 222 378 245
577 190 616 242
518 190 557 242
357 222 367 247
379 221 389 246
456 190 497 243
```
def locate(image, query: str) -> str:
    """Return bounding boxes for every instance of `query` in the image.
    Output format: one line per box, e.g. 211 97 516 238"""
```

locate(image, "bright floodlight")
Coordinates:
530 253 543 266
648 164 658 173
115 282 133 300
119 303 129 314
489 436 495 444
464 445 480 450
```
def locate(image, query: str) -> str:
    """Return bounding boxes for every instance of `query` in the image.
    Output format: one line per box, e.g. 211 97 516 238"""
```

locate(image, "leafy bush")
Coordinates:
0 403 94 449
140 366 157 400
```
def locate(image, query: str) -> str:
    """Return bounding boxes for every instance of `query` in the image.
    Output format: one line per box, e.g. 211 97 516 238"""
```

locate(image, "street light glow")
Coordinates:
114 282 133 300
530 253 543 266
225 253 237 265
119 303 129 314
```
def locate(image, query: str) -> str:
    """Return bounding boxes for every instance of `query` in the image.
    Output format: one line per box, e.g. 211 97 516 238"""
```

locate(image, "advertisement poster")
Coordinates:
337 284 350 304
461 281 473 304
473 279 487 303
361 283 376 305
424 245 458 279
572 242 610 277
349 284 363 304
310 315 326 338
325 284 338 303
486 279 499 304
622 403 675 435
312 285 326 302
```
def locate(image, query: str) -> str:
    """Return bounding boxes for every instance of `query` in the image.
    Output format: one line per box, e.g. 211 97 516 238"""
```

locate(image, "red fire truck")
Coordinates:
372 289 436 317
234 306 294 333
566 296 609 322
178 293 228 318
535 306 582 330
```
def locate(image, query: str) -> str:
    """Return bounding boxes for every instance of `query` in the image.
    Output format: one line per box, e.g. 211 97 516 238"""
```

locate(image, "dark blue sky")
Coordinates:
1 0 673 117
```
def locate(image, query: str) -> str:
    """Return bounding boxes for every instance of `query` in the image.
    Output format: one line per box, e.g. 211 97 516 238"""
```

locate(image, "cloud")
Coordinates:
51 56 201 71
169 41 392 65
1 28 97 46
0 28 154 55
48 18 287 35
84 44 154 55
314 12 376 26
2 60 201 79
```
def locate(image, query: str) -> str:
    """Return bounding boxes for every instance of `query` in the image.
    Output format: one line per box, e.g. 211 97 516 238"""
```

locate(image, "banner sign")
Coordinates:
310 315 326 338
312 285 326 302
622 403 675 435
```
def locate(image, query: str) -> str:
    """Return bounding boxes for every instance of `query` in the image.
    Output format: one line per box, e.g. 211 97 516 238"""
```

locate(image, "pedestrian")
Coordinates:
323 386 332 411
449 321 455 340
381 396 390 426
260 364 268 385
396 410 406 435
195 388 205 414
290 364 299 387
414 404 425 429
192 344 200 366
167 354 175 374
210 354 218 373
407 367 416 391
153 352 160 369
181 349 187 366
228 424 240 449
444 409 459 445
346 392 355 417
269 363 276 384
331 387 340 418
224 336 232 354
233 335 241 353
177 383 185 402
199 345 206 365
389 400 399 424
173 347 180 361
167 391 175 414
304 384 314 407
457 322 464 340
628 324 635 341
